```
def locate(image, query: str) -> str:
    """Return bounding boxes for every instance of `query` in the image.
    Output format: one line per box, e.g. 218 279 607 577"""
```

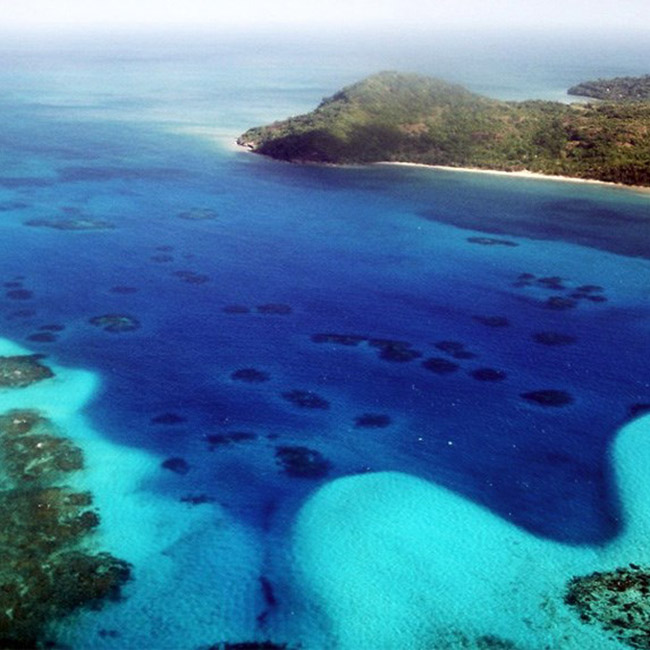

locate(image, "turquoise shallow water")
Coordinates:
0 26 650 649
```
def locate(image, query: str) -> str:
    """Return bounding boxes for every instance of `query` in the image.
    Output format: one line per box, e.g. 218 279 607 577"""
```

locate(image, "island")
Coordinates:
237 71 650 186
568 75 650 101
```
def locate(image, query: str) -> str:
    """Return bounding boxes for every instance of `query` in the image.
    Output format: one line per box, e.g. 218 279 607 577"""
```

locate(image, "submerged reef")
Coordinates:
281 390 330 409
532 331 577 346
222 304 251 314
24 218 115 230
354 413 392 428
161 457 191 475
173 270 210 284
231 368 271 383
0 355 54 388
89 313 140 333
421 357 460 374
467 237 519 247
369 338 422 362
521 389 574 407
0 410 131 645
565 565 650 648
275 446 331 478
207 642 292 650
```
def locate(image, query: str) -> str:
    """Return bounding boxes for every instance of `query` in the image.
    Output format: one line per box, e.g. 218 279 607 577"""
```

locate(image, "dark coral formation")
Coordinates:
354 413 392 428
151 412 187 425
275 446 331 478
173 270 210 284
231 368 271 383
467 236 518 247
369 338 422 362
24 218 115 230
473 315 510 327
281 390 330 409
89 313 140 333
565 565 650 649
180 494 216 505
27 332 57 343
256 304 293 315
629 404 650 418
178 208 218 220
150 254 174 263
0 355 54 388
532 331 577 346
434 340 477 360
513 272 608 309
6 289 33 300
0 410 131 645
544 296 578 310
470 368 507 382
521 389 574 407
161 457 190 475
206 432 257 448
421 357 460 374
207 643 291 650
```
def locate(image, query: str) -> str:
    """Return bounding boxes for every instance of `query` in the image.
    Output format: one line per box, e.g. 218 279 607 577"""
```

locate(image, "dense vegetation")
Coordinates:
569 75 650 101
238 71 650 186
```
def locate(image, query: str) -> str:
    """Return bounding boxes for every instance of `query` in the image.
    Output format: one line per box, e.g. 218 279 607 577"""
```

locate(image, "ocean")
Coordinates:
1 26 650 649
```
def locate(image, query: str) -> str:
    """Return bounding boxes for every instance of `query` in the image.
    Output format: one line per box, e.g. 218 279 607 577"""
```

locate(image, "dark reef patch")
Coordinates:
0 355 54 388
161 457 190 475
3 281 23 289
173 270 210 284
281 390 330 410
150 254 174 263
207 642 292 650
0 201 29 211
0 411 131 645
565 565 650 649
207 432 257 448
434 340 477 359
521 389 574 407
256 304 293 315
629 403 650 418
354 413 392 428
27 332 57 343
371 339 422 362
467 236 518 247
24 218 115 231
231 368 271 383
6 289 33 300
421 357 460 374
275 446 331 478
89 314 140 333
151 412 187 425
180 494 216 505
470 368 507 382
533 331 577 346
544 296 578 311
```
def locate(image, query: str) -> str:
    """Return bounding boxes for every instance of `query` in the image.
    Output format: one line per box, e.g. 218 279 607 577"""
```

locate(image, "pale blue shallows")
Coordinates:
0 28 649 649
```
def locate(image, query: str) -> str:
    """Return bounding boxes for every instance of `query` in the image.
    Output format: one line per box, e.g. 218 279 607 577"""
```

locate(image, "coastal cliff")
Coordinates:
238 71 650 186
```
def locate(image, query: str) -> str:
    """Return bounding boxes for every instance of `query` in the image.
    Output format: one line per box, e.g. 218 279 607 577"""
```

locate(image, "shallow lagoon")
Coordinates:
0 28 650 649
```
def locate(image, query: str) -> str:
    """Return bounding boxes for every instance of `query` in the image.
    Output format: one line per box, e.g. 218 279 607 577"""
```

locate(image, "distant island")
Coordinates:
568 75 650 101
238 71 650 187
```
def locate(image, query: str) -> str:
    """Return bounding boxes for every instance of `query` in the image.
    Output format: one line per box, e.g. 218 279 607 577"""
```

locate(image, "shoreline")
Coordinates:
375 161 650 195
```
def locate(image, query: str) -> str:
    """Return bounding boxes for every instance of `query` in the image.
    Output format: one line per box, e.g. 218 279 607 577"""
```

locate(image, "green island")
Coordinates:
569 75 650 101
238 71 650 186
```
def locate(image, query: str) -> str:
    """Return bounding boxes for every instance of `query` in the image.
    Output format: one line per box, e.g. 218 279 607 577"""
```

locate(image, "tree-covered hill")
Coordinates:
238 71 650 186
568 75 650 101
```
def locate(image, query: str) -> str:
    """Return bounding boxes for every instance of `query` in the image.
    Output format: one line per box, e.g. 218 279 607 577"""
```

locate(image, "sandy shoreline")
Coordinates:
376 161 650 195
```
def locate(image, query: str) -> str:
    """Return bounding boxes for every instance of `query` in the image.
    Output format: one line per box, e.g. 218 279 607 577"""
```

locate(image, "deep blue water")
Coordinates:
1 27 650 647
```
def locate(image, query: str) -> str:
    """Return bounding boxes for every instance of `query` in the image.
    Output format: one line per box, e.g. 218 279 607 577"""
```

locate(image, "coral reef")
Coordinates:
173 270 210 284
532 331 577 346
0 410 131 645
0 355 54 388
6 289 34 300
24 218 115 230
467 237 518 247
281 390 330 409
434 340 477 360
207 643 291 650
222 304 251 314
421 357 460 374
520 389 574 407
275 446 331 478
206 432 257 448
161 457 190 475
27 332 57 343
565 565 650 648
470 368 507 382
311 333 367 346
369 338 422 362
151 412 187 425
89 314 140 333
354 413 392 428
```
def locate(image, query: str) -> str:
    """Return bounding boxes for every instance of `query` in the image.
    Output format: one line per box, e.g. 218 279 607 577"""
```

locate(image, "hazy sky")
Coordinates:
1 0 646 31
